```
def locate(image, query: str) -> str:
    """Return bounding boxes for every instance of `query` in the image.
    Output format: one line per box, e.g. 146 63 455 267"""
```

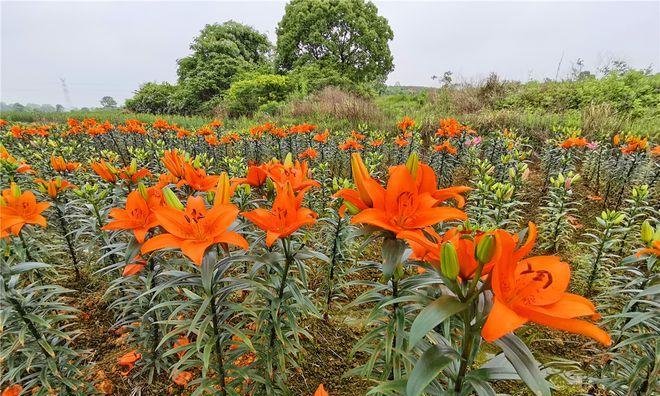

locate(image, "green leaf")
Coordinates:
366 379 407 395
406 344 459 396
409 295 467 348
494 334 551 396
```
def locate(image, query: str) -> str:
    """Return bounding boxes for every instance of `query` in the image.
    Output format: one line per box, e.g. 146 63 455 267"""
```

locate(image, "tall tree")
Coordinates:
275 0 394 84
176 21 272 103
100 96 117 108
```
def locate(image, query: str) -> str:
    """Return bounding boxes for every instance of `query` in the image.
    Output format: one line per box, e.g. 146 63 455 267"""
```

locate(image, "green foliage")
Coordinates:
287 63 354 96
539 172 581 253
593 234 659 395
124 82 178 115
496 70 660 117
225 73 291 116
1 261 94 395
176 21 272 112
275 0 394 84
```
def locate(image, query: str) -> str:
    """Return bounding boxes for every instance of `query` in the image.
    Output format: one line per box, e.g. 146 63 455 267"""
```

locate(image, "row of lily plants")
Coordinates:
0 116 658 395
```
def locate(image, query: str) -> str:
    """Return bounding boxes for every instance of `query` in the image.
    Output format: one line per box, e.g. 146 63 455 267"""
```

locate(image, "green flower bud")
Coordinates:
162 187 184 210
440 242 460 279
641 221 653 244
137 182 148 200
476 234 496 264
406 152 419 179
344 201 361 215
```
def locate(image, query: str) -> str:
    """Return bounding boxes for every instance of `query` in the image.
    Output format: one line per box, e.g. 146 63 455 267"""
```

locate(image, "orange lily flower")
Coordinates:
482 223 611 346
394 136 410 147
397 116 415 132
559 137 587 149
102 190 158 243
238 163 269 187
636 240 660 257
369 138 384 147
338 138 364 151
313 130 329 143
178 163 219 192
162 149 188 180
90 159 118 183
335 154 467 232
123 254 147 276
350 164 466 235
243 183 317 247
34 177 75 199
0 184 50 236
1 385 23 396
50 155 80 173
118 350 141 376
434 141 457 155
141 196 248 265
298 147 319 160
314 384 329 396
266 159 320 193
173 371 193 387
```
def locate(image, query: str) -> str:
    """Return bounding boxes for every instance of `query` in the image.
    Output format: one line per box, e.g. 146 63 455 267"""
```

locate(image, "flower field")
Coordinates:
0 116 657 396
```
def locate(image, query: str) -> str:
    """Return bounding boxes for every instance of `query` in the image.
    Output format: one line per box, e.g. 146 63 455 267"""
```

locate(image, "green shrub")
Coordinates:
124 82 177 114
225 73 292 116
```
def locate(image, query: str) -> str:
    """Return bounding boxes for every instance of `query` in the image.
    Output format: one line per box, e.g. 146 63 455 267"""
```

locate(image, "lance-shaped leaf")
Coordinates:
494 334 551 396
407 344 459 396
409 295 467 348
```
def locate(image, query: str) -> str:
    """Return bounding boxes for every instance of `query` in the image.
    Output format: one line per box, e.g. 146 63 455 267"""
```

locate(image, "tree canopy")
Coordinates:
177 21 272 102
275 0 394 84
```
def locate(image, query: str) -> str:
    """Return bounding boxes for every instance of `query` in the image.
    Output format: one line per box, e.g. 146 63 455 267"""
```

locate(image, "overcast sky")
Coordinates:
2 1 658 108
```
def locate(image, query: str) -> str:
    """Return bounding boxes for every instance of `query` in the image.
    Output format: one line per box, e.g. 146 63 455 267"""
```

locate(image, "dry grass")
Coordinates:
287 87 385 124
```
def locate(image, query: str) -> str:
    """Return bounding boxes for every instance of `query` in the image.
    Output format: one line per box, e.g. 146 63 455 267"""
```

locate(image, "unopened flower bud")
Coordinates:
137 183 148 200
641 221 653 244
440 242 460 279
476 234 496 264
162 187 184 210
406 152 419 179
10 182 21 198
344 201 361 215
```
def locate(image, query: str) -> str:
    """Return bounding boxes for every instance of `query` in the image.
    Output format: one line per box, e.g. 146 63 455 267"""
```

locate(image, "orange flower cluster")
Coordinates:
397 116 415 132
290 123 317 134
152 118 177 132
339 138 364 151
61 118 113 137
436 118 471 138
249 122 276 139
51 155 80 173
619 135 649 154
434 140 457 155
10 124 51 139
118 119 147 135
34 177 75 199
559 136 587 149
